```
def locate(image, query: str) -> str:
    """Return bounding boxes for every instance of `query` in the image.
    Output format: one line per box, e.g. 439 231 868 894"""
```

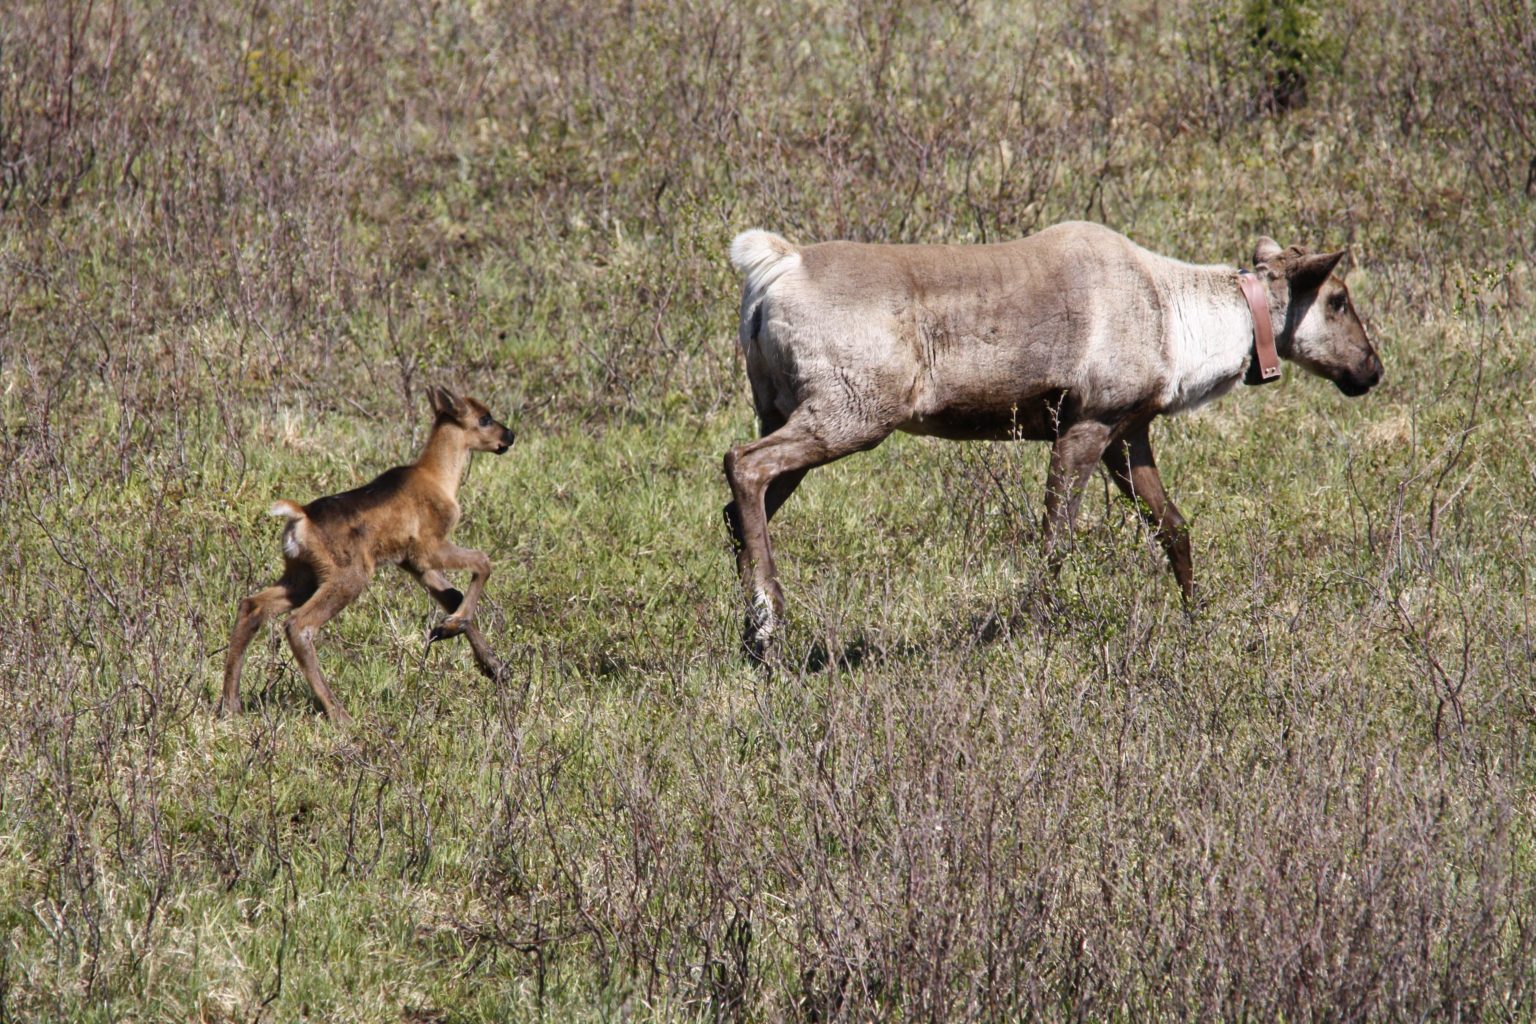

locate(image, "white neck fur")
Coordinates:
1162 268 1258 414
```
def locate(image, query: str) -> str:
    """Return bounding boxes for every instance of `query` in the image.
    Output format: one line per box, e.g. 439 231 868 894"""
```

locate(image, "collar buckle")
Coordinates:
1238 270 1281 386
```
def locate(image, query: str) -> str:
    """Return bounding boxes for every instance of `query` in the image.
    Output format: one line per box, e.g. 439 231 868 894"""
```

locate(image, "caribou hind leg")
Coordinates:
724 411 810 555
724 409 890 659
1040 420 1114 575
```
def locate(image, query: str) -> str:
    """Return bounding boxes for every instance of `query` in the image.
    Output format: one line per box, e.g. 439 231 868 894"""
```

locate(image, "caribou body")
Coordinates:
722 220 1382 654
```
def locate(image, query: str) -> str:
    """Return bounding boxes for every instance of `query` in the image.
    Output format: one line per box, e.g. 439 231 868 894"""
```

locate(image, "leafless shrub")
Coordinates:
2 0 1533 1018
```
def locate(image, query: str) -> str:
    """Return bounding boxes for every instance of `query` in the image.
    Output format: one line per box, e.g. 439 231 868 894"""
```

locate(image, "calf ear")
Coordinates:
428 385 465 420
1253 236 1283 265
1288 249 1345 292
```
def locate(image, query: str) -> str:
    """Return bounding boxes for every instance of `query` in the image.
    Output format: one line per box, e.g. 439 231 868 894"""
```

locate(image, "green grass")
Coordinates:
3 0 1535 1019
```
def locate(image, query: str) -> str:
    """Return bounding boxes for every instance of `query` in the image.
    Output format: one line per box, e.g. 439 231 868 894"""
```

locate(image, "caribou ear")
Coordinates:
1288 249 1346 292
1253 236 1283 265
428 385 465 420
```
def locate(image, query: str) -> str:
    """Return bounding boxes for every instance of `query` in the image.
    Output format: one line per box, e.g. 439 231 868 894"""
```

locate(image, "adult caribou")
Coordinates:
722 221 1382 657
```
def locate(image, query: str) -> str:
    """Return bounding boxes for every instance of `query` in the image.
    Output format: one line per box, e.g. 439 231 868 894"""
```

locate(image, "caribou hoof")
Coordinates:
741 589 780 664
741 626 772 665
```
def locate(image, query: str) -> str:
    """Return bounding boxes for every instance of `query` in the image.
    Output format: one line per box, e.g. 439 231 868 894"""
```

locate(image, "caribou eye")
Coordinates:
1328 292 1347 313
479 414 493 427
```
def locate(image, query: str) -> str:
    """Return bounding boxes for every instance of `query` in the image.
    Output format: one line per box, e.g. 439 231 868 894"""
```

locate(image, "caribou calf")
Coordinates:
723 221 1382 655
221 386 515 724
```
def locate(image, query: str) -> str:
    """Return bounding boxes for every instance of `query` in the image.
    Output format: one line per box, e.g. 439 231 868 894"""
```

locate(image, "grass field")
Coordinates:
3 0 1535 1019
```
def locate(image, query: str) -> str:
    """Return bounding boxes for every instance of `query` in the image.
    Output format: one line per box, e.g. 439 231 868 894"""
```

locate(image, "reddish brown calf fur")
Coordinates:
220 386 515 725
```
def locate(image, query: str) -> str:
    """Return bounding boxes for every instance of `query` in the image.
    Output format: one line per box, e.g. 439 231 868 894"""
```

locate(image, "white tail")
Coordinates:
268 499 304 520
730 229 797 279
730 229 801 349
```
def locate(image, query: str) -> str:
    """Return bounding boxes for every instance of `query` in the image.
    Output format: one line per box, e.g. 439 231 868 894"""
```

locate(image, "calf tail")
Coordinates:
729 229 800 349
268 500 310 559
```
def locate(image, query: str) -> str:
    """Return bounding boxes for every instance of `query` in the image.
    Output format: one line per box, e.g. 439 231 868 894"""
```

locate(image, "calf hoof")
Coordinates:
481 659 508 683
217 696 242 717
430 615 469 643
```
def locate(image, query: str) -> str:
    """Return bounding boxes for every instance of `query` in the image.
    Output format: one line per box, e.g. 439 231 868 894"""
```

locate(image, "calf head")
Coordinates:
428 385 517 453
1254 237 1383 397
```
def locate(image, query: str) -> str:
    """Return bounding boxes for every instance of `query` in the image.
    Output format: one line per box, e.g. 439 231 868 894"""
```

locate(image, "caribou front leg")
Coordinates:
1102 422 1195 607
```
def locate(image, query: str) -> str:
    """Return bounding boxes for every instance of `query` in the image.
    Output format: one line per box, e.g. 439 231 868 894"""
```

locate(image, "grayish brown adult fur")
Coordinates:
723 221 1382 656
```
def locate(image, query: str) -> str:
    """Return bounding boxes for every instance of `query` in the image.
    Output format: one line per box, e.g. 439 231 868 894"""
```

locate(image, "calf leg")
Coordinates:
1102 424 1195 605
1040 420 1114 575
220 568 316 716
424 544 494 638
405 565 504 679
284 575 367 725
724 410 889 657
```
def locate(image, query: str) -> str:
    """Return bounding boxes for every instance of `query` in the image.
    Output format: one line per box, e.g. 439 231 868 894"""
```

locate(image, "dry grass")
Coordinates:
2 0 1534 1019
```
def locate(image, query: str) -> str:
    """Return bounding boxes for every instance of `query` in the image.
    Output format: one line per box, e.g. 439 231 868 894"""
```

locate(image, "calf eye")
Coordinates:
1328 293 1347 312
479 414 493 427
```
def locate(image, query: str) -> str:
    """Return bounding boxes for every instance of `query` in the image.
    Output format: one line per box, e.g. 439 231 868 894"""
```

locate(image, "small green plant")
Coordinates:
241 46 307 108
1243 0 1335 112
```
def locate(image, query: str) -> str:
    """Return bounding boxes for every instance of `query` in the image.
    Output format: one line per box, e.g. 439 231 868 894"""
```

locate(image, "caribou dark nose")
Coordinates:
1364 354 1383 390
1338 360 1382 397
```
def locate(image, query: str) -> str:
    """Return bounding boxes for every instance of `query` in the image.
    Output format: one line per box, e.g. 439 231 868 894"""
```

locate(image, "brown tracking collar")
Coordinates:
1238 271 1281 386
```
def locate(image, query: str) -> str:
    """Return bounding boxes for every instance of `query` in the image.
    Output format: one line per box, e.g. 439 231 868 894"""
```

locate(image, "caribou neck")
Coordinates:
1160 267 1260 414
